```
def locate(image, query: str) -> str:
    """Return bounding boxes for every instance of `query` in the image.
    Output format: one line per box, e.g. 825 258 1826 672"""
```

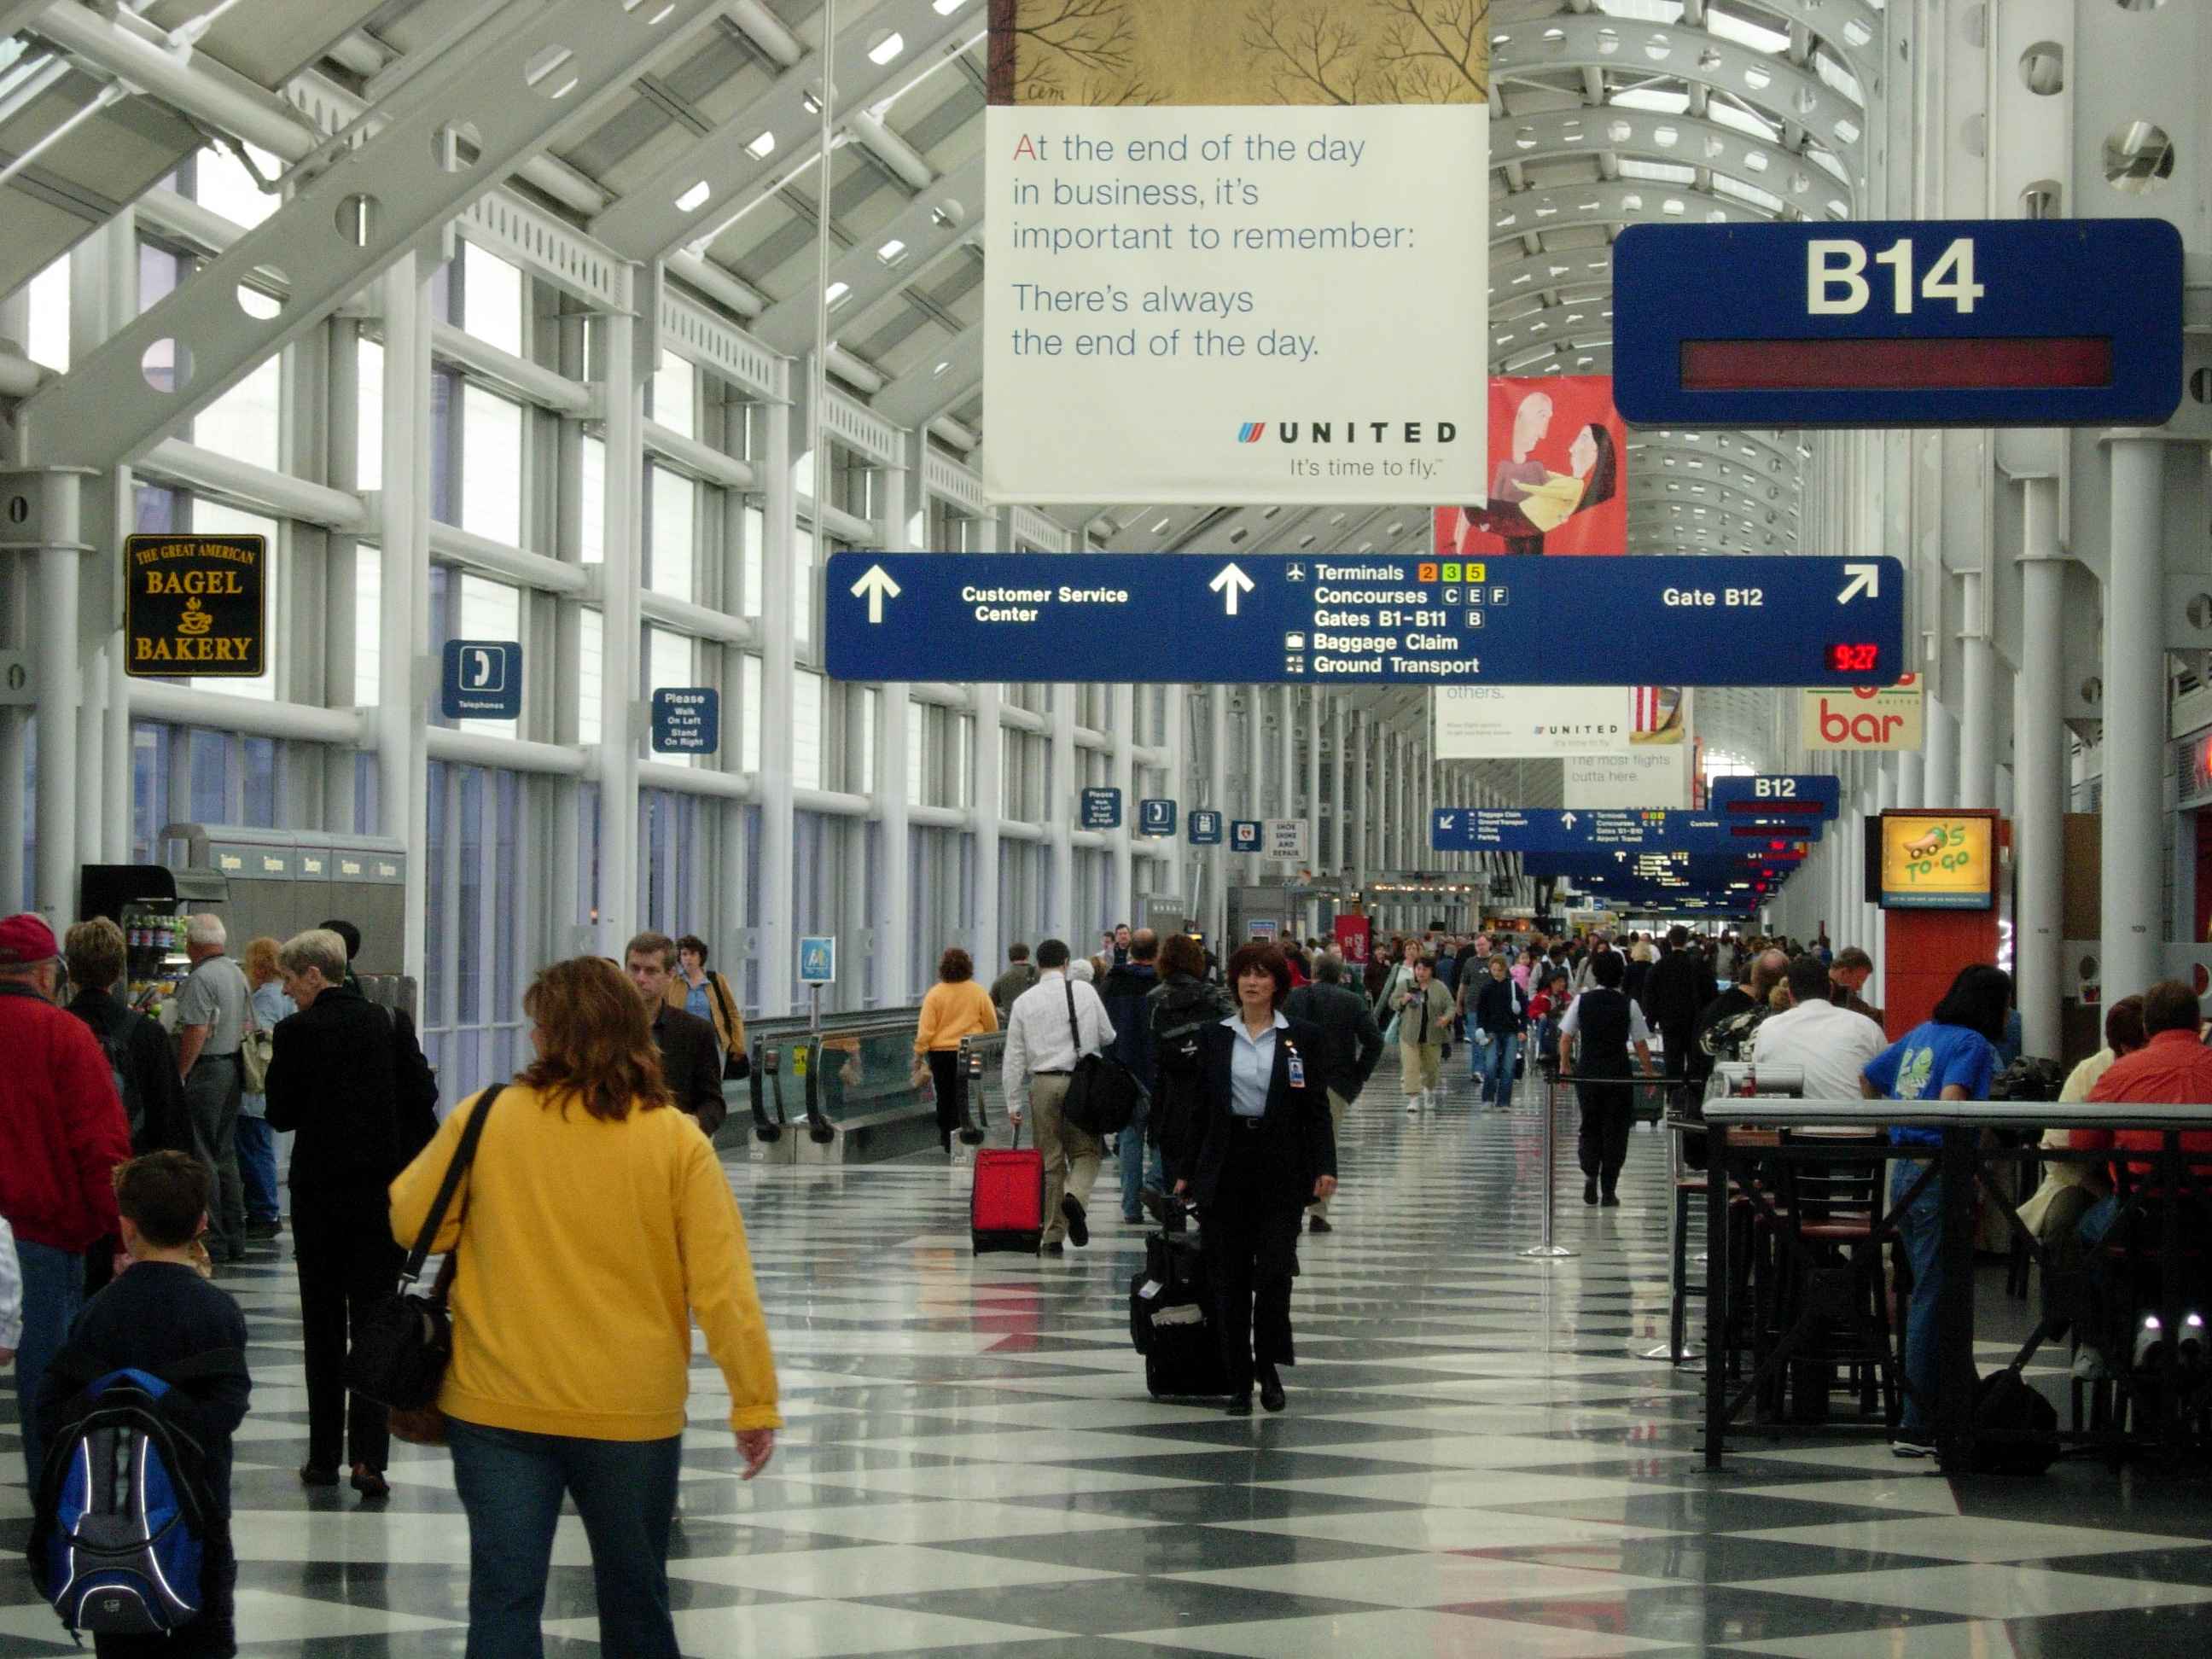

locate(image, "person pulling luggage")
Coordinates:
1176 945 1336 1417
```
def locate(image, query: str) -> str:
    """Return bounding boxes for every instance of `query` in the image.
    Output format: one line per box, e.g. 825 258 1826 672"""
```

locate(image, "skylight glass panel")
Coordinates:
1704 3 1791 55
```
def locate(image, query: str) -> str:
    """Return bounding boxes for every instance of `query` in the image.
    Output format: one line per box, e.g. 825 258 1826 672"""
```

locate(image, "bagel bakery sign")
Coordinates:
125 534 265 677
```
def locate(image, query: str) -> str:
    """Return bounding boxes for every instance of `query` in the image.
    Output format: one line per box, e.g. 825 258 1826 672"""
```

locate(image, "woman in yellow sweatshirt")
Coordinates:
389 955 778 1658
915 946 998 1152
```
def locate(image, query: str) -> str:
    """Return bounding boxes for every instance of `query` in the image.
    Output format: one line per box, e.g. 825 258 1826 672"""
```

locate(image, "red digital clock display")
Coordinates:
1828 643 1881 673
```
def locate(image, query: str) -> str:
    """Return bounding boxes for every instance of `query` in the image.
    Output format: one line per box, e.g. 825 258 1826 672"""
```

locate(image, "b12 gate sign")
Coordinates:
826 553 1902 688
1613 219 2183 428
1710 775 1842 821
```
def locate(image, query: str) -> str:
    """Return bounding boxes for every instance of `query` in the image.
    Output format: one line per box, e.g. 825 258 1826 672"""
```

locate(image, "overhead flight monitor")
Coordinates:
825 553 1903 688
1613 218 2183 428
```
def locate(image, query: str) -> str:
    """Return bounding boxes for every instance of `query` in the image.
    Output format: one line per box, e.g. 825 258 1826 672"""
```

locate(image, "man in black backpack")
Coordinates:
63 918 189 1158
1285 955 1384 1232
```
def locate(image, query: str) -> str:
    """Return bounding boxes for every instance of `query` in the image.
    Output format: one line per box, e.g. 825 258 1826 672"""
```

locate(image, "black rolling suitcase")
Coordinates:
1128 1212 1231 1400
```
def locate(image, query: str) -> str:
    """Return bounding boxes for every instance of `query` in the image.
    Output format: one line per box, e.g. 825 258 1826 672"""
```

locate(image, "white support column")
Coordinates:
1329 696 1347 876
756 377 798 1014
2016 478 2065 1058
32 473 83 924
874 437 914 1005
1207 684 1228 945
1111 683 1135 919
376 256 433 985
596 290 646 957
1924 694 1958 811
1306 686 1322 876
1243 684 1263 888
1958 570 1997 809
2100 438 2167 1003
1161 684 1186 911
0 548 26 910
1277 684 1295 878
1048 682 1075 940
1897 745 1925 808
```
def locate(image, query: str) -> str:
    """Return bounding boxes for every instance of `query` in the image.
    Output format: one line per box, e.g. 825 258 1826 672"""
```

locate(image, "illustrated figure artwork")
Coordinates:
1436 376 1628 557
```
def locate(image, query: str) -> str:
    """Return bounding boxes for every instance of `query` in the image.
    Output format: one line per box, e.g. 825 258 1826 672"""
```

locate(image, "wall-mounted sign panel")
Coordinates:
1802 676 1924 751
649 687 720 754
1614 219 2184 428
1710 774 1843 818
124 534 266 678
441 641 523 720
1188 811 1224 846
1138 798 1177 836
1875 811 1996 911
1080 787 1123 830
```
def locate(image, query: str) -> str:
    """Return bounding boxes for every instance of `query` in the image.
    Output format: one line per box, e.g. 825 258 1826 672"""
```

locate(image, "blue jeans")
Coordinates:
13 1238 86 1487
1119 1094 1165 1221
448 1419 684 1659
1889 1160 1943 1435
1478 1032 1519 1103
235 1115 281 1224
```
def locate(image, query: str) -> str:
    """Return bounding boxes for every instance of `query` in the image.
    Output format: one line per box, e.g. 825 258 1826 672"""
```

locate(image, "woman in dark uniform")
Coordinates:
1178 943 1338 1417
1557 947 1656 1207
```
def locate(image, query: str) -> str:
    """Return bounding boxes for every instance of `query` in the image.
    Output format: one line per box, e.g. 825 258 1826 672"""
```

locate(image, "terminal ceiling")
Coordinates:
2 0 1877 795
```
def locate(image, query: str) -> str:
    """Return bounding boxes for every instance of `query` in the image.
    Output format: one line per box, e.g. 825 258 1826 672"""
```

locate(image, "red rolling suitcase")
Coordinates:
971 1123 1045 1254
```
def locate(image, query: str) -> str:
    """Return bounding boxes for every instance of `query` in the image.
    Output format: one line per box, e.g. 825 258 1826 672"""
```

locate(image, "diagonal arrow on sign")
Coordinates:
850 564 902 624
1837 562 1879 604
1208 562 1255 616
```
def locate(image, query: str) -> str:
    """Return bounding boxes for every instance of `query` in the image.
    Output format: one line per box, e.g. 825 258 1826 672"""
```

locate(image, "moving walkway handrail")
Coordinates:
797 1016 939 1145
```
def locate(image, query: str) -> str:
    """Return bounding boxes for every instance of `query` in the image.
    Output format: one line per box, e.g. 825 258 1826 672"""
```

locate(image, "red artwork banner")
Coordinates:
1433 375 1627 556
1333 914 1371 967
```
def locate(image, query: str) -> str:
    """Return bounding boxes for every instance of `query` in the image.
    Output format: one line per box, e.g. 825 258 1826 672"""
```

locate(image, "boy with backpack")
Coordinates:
32 1152 251 1656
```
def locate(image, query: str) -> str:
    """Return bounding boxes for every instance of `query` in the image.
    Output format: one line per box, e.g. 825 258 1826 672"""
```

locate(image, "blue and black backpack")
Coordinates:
32 1359 234 1639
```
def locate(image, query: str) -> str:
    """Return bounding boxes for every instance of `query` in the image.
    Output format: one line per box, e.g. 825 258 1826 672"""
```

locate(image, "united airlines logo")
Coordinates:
1235 419 1458 445
1237 422 1268 444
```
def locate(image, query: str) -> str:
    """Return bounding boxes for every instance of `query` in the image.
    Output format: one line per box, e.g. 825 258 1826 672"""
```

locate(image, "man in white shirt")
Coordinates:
1003 938 1117 1254
1751 954 1886 1104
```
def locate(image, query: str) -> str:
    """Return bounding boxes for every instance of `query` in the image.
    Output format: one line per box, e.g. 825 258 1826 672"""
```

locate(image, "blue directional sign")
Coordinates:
1188 810 1224 846
441 640 521 720
649 687 719 754
1080 786 1122 830
1432 808 1813 857
799 936 836 986
1229 820 1263 853
1139 798 1177 837
1614 219 2184 429
1710 774 1842 820
824 553 1903 688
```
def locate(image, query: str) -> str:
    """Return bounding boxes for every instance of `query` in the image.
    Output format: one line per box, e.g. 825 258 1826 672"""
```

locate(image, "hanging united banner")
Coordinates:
984 0 1488 504
1435 376 1627 556
124 533 267 677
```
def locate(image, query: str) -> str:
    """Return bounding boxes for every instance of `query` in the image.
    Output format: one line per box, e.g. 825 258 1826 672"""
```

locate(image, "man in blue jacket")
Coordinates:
1099 930 1162 1225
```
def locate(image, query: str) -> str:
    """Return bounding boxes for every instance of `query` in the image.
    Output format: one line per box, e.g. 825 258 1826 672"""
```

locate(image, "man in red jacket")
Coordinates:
2077 979 2212 1244
0 913 133 1484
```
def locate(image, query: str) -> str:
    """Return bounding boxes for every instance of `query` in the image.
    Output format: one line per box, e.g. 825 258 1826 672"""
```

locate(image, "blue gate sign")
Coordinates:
1080 786 1122 830
1614 219 2184 429
649 687 720 754
1709 774 1842 820
1188 810 1224 846
441 640 522 720
1229 820 1263 853
824 553 1903 688
1139 798 1177 837
799 936 836 986
1432 807 1813 857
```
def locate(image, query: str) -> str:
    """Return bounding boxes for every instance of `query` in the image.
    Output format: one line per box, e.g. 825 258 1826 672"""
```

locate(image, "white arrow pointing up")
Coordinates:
1560 811 1578 830
1837 562 1879 604
850 563 902 624
1209 562 1255 615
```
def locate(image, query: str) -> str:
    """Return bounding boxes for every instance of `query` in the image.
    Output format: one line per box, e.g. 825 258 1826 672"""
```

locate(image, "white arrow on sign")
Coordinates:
1439 813 1457 830
1837 562 1879 604
850 563 903 624
1560 812 1578 830
1209 562 1255 616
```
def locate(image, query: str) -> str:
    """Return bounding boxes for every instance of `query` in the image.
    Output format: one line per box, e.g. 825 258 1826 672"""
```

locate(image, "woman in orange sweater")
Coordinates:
915 946 999 1152
389 956 778 1658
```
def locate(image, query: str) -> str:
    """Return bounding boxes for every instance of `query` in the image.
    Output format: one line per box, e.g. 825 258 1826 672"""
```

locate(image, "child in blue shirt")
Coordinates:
1860 964 2010 1457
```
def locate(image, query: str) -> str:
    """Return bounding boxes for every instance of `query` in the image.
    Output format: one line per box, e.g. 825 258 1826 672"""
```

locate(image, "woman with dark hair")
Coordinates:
667 934 745 1067
390 957 780 1655
1860 961 2011 1458
1149 933 1235 1190
914 946 998 1153
1177 944 1336 1416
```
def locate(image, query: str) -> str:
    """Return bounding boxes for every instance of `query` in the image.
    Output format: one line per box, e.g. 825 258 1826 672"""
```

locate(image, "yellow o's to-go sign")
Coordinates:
1878 812 1994 910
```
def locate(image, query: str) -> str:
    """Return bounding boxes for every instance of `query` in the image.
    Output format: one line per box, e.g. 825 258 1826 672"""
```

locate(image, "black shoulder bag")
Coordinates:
349 1086 502 1418
1062 979 1147 1138
709 974 752 1082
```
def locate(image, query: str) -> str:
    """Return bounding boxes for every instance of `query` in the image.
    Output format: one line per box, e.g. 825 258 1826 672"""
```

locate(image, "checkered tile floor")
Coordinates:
9 1063 2212 1654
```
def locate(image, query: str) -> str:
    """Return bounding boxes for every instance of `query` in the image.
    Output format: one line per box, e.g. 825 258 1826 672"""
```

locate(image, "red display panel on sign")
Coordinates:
1681 336 2111 393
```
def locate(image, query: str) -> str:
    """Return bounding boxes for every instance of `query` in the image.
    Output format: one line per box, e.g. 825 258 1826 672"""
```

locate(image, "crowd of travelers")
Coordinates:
6 892 2198 1650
